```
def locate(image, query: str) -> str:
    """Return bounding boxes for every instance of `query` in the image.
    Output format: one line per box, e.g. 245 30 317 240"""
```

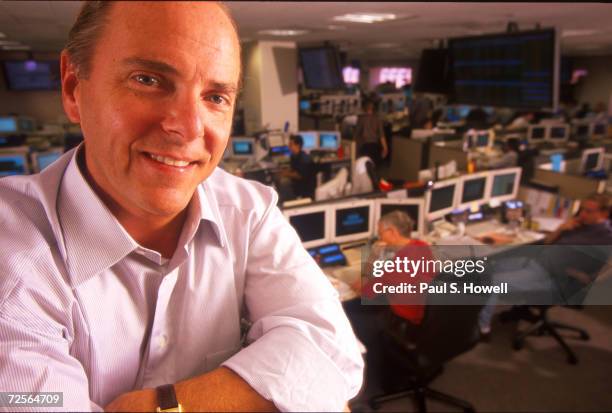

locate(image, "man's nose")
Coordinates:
160 93 204 142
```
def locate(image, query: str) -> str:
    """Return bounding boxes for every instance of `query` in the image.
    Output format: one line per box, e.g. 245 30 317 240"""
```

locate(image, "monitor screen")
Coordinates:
585 153 600 172
0 117 18 133
319 133 339 150
449 29 557 109
36 152 61 171
593 123 606 135
3 60 61 91
429 185 456 213
299 132 318 150
299 46 344 90
299 100 311 111
270 146 290 156
232 141 253 155
0 154 27 176
289 211 326 243
462 177 486 203
550 126 567 139
267 133 285 148
476 133 489 147
576 125 590 136
380 204 420 226
414 48 451 94
531 126 546 140
335 206 370 237
491 173 517 197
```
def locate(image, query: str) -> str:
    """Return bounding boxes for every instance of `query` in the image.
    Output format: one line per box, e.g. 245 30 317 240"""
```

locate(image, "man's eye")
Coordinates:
133 74 160 87
206 95 228 105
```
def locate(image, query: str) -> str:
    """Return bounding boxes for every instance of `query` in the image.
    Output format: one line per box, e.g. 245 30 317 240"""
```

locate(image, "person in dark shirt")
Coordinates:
279 134 316 199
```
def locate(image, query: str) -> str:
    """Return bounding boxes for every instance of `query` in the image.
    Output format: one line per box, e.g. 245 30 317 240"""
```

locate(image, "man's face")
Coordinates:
377 223 395 244
288 140 301 155
63 2 240 219
578 200 608 226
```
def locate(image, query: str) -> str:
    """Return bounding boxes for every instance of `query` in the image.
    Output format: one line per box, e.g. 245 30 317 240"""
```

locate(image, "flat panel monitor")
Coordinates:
283 204 330 248
318 131 340 150
2 60 61 91
527 125 546 143
297 131 319 151
331 199 374 244
580 147 604 174
0 153 29 176
573 123 590 139
374 198 425 236
230 137 255 160
449 29 558 110
413 48 451 94
426 178 459 221
299 46 345 90
458 172 489 210
32 149 63 173
549 124 569 142
0 116 18 134
488 167 521 203
592 123 607 139
476 131 491 148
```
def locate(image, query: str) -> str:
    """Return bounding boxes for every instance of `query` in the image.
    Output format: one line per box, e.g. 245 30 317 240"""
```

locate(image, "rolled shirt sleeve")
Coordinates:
222 192 364 411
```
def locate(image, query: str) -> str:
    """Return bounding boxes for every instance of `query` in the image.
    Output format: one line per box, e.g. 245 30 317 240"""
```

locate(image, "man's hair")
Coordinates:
65 1 241 79
584 193 611 213
289 135 303 149
379 210 414 238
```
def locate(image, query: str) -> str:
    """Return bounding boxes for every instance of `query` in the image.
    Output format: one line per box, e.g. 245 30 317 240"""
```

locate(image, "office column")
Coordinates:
241 40 298 135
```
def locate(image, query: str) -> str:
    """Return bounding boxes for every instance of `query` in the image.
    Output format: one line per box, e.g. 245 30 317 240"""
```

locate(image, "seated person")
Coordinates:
478 193 612 336
277 135 316 200
506 111 535 130
477 138 519 170
345 211 434 399
351 147 380 195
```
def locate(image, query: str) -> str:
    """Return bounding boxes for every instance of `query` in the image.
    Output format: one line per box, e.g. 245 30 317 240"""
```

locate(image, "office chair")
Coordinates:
369 274 487 413
504 245 609 364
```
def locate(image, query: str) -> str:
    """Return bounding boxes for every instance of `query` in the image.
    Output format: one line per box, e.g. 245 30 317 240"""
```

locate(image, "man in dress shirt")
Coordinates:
0 2 363 412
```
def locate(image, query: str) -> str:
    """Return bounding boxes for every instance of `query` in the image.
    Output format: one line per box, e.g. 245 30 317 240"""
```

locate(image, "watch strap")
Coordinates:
156 384 181 412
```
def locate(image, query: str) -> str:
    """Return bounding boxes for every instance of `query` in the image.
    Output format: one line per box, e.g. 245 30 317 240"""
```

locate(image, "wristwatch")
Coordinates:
156 384 183 412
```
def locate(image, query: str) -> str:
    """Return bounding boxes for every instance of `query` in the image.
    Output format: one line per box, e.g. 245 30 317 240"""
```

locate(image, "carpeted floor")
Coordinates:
350 305 612 412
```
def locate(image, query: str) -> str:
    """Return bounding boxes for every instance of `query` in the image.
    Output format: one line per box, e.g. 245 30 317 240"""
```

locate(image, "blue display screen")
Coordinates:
233 141 253 155
319 133 338 149
0 117 18 133
0 155 27 176
336 206 369 236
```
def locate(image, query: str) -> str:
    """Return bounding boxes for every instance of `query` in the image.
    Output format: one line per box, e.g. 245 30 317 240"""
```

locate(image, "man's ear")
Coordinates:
60 50 81 123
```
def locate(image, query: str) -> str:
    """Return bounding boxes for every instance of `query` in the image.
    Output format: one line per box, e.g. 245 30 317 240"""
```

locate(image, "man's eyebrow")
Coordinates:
210 82 239 95
121 57 179 75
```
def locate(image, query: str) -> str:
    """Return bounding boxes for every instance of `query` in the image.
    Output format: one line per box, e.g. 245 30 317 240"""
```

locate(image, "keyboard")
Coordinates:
465 220 502 237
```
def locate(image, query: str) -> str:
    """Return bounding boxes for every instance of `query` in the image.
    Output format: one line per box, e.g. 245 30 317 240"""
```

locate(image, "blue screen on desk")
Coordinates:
336 206 369 236
0 117 18 133
319 133 339 149
37 152 61 171
233 141 253 155
300 133 318 150
0 155 26 176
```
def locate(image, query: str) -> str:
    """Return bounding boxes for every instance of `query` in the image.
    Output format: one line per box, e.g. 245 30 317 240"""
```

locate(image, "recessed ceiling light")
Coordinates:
333 13 396 24
327 25 347 31
1 45 31 51
562 29 601 38
370 43 401 49
257 29 309 36
0 32 6 39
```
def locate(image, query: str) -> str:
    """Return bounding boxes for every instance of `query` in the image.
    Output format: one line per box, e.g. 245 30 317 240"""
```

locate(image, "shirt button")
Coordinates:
159 334 168 349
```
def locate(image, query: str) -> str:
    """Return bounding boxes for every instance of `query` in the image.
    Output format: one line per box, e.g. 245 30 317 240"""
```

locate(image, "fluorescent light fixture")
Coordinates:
333 13 396 24
0 40 21 46
562 29 601 38
327 25 347 31
258 29 309 36
370 42 401 49
1 45 30 51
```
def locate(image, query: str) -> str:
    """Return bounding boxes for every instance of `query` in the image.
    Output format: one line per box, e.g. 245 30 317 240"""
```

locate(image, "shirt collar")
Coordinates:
58 147 225 287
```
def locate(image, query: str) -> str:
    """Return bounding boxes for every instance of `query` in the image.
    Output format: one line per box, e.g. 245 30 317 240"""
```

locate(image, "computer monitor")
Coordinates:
457 172 490 211
331 199 374 244
464 129 492 150
283 204 330 248
297 131 319 151
548 124 569 142
230 137 255 160
527 125 546 143
574 123 590 139
0 116 18 134
425 178 459 221
32 149 63 173
318 131 340 151
374 198 425 236
487 167 522 204
0 152 29 176
591 122 607 139
580 147 604 174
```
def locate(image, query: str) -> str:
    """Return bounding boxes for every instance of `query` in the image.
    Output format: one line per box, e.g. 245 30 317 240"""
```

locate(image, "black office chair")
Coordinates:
369 274 487 413
503 245 609 364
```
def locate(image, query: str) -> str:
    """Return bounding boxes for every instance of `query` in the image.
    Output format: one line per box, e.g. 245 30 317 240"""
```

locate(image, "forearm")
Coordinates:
105 367 277 412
